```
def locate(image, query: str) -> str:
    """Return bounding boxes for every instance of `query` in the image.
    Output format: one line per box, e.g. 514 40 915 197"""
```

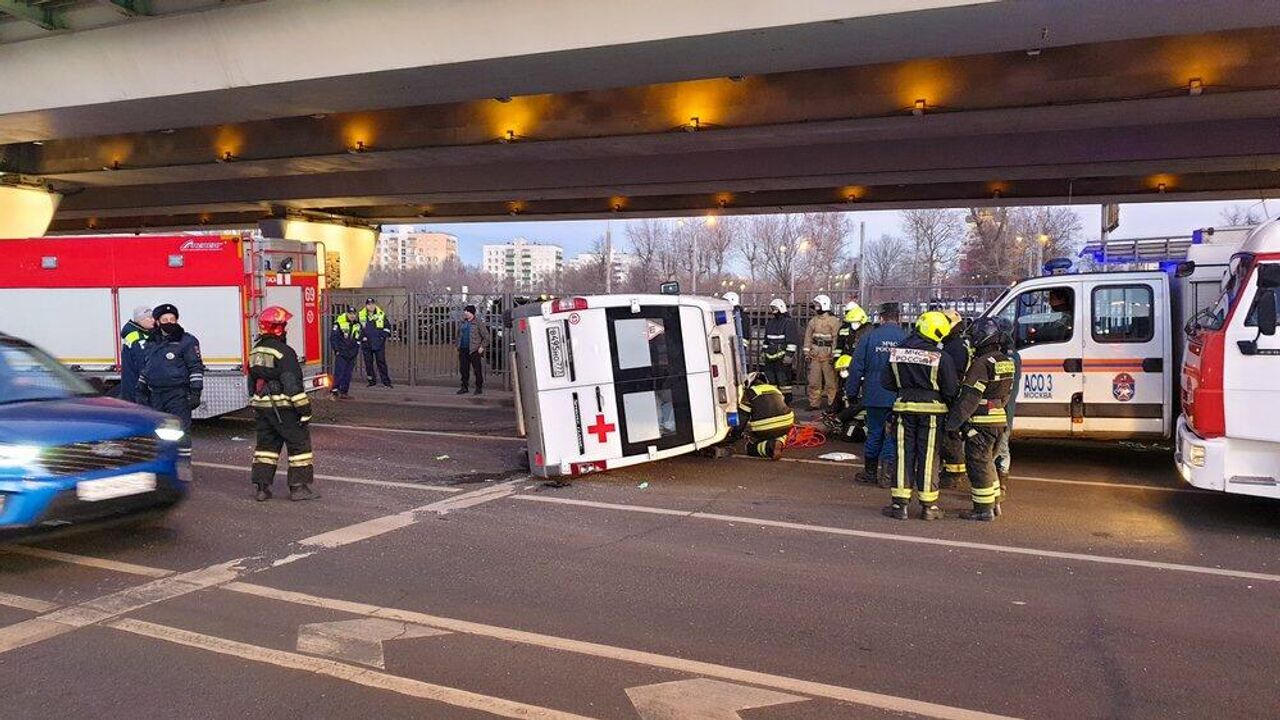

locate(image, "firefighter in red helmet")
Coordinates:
248 306 317 502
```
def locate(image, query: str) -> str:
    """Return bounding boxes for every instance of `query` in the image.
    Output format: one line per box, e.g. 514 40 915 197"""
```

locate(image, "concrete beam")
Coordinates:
0 0 67 31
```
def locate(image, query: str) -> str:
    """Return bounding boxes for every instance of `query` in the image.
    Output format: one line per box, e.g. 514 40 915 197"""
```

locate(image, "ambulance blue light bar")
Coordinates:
726 412 740 427
714 310 728 325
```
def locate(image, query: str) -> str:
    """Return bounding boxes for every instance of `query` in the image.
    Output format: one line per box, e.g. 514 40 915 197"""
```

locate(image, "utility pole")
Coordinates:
857 221 866 304
604 227 613 294
691 225 700 294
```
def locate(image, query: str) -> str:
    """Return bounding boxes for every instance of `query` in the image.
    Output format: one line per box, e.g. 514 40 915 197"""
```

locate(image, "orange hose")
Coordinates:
786 424 827 448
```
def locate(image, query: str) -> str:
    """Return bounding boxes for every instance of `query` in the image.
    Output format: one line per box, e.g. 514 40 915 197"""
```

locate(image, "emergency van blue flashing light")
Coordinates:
726 412 740 427
1159 260 1182 273
1192 229 1205 245
714 310 729 325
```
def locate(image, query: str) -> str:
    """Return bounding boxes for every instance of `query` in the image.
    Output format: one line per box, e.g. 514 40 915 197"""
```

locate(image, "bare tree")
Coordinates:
901 209 963 286
559 236 610 293
863 233 909 287
625 219 670 290
697 216 741 286
1220 203 1264 226
794 212 852 290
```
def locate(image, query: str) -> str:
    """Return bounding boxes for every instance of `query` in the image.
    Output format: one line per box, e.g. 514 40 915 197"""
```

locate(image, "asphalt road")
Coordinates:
0 396 1276 720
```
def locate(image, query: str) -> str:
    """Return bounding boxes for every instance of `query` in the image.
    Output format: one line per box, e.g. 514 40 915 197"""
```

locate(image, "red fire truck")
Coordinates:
0 234 328 417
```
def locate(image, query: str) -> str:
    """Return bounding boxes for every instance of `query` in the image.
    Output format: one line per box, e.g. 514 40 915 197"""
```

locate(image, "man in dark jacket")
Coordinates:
994 318 1021 498
939 308 971 489
847 302 908 486
117 306 154 403
457 304 492 395
330 306 362 399
945 317 1016 521
761 299 801 398
359 297 393 388
880 310 959 520
138 303 203 461
249 306 316 502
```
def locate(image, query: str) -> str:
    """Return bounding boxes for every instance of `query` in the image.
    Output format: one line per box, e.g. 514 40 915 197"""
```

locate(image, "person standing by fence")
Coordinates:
457 304 491 395
330 305 362 399
359 297 393 388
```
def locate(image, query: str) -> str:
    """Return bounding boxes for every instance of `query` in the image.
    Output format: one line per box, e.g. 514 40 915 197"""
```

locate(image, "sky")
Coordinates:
391 199 1275 266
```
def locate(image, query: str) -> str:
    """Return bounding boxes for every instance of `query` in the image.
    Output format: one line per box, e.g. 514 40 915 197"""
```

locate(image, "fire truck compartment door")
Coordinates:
264 285 306 361
118 286 244 367
1080 277 1170 437
0 288 116 370
992 279 1085 436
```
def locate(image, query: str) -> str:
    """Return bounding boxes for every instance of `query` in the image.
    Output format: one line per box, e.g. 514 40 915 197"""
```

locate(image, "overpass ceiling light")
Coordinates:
216 151 238 163
1158 182 1167 193
103 160 122 171
1188 78 1204 96
685 117 702 132
727 75 745 83
30 140 43 146
347 140 369 154
912 99 927 117
494 96 513 103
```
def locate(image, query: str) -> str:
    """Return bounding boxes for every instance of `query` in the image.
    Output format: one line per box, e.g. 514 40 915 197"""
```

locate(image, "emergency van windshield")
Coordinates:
1197 253 1253 332
0 338 97 404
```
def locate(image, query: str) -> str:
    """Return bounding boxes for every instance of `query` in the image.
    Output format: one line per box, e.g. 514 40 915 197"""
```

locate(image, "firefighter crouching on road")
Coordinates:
249 306 317 502
939 308 971 490
137 303 203 462
737 372 795 460
880 311 958 520
330 305 363 399
804 294 843 409
761 299 800 398
848 302 907 486
944 317 1016 521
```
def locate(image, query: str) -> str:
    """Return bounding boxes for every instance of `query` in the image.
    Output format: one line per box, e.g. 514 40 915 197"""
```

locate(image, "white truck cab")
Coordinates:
512 294 743 478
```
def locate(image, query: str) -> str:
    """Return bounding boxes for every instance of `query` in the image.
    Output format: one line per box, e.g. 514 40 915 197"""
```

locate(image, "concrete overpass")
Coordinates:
4 0 1280 235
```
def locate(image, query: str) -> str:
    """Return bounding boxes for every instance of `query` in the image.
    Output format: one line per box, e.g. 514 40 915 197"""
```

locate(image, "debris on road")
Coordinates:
818 452 860 462
638 481 650 489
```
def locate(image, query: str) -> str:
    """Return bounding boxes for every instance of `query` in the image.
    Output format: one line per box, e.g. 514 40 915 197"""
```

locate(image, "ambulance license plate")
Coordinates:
547 325 567 378
77 472 156 502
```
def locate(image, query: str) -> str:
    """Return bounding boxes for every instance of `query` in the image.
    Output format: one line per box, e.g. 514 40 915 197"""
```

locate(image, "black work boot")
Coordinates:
456 387 469 395
289 484 320 501
919 504 943 521
877 463 895 489
855 459 879 485
960 504 996 521
881 502 909 520
253 485 272 502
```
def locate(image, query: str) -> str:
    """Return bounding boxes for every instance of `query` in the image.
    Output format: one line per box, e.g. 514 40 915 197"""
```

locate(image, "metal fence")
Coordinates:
323 285 1008 389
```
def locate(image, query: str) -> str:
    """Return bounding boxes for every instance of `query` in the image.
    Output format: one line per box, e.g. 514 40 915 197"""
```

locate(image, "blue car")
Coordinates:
0 334 188 534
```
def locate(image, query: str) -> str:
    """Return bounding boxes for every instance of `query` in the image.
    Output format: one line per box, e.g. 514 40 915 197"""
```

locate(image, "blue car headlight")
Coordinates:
155 419 185 443
0 444 41 468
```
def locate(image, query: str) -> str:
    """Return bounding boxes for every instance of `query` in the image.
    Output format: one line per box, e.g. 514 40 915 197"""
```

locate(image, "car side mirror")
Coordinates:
1257 288 1278 336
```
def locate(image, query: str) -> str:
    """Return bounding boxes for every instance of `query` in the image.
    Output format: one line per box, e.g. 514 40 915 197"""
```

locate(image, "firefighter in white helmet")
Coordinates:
803 294 842 409
761 299 800 398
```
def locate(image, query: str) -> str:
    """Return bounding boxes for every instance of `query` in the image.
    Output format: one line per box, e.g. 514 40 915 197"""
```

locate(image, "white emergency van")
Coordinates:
1177 219 1280 499
512 294 743 478
980 228 1247 440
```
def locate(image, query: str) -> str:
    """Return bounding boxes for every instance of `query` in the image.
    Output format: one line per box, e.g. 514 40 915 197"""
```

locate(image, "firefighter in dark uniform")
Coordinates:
249 306 317 502
137 303 203 462
880 311 958 520
737 372 795 460
945 317 1016 521
832 301 869 364
939 308 971 489
760 299 800 398
330 306 362 399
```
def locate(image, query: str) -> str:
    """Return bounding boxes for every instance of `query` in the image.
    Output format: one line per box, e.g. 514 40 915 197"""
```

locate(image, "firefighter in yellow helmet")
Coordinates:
833 301 870 363
737 372 795 460
880 310 959 520
803 294 843 409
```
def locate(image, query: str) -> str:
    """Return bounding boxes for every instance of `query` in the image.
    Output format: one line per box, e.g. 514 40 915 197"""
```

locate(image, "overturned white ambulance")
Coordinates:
512 294 744 478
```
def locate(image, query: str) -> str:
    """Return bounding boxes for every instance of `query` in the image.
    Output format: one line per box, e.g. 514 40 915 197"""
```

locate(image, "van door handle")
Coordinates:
1142 357 1163 373
1063 358 1083 373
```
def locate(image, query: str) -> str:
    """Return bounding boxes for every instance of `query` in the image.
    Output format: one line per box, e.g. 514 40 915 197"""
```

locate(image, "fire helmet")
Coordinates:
843 302 869 326
769 299 787 314
915 310 952 343
258 306 293 335
812 294 832 313
722 291 741 307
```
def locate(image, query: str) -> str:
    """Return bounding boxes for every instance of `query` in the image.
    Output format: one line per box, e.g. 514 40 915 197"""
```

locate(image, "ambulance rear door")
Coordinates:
990 277 1085 437
1079 274 1171 438
607 304 698 458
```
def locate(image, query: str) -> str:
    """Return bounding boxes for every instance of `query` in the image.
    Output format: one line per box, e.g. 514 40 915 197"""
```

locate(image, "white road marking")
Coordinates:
109 618 599 720
225 582 1021 720
309 422 524 443
299 480 521 549
193 461 463 493
0 591 59 613
626 678 807 720
297 618 449 669
512 495 1280 584
1 545 174 578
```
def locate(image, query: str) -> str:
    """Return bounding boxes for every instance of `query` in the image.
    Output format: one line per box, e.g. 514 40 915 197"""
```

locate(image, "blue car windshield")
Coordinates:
0 340 97 404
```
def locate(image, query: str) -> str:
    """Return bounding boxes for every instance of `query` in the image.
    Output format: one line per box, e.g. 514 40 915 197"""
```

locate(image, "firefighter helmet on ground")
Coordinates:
812 294 832 313
769 298 787 314
258 306 293 335
915 310 952 343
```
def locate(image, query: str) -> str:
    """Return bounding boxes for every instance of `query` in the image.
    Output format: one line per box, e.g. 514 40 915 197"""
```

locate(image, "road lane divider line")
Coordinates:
107 618 600 720
224 582 1020 720
0 591 59 613
0 478 528 655
1 545 174 578
193 462 463 493
512 495 1280 584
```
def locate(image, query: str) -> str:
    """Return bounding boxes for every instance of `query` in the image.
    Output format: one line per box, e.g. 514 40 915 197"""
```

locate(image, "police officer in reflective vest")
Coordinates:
137 303 203 461
738 373 795 460
880 311 958 520
761 299 800 397
359 297 393 388
117 306 154 403
249 306 317 502
330 305 362 399
939 308 972 489
804 294 843 409
945 317 1017 521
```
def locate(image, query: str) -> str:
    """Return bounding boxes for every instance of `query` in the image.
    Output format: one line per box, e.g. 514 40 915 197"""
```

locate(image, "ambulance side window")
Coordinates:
997 287 1074 349
621 388 678 443
1091 285 1153 343
614 318 670 371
